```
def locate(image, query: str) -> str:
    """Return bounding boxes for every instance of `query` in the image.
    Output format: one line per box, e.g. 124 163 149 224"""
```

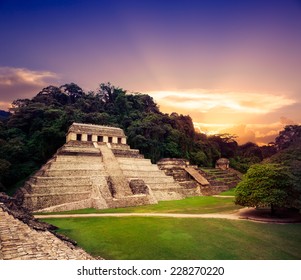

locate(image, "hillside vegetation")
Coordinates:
0 82 296 193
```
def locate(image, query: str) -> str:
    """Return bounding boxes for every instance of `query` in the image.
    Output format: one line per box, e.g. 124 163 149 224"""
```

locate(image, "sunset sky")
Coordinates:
0 0 300 145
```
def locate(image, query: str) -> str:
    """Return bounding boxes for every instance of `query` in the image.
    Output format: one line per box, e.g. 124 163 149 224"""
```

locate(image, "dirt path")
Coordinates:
35 208 301 224
34 208 249 221
35 212 242 220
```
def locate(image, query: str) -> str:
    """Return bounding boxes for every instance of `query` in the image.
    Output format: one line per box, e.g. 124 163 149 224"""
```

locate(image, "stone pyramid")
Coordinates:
16 123 186 212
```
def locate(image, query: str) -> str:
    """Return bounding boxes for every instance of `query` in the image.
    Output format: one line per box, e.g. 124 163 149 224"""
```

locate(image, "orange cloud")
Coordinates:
194 117 299 145
147 89 296 115
145 89 298 145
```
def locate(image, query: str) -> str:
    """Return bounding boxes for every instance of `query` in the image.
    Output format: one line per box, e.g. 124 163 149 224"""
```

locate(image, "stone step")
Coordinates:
34 198 97 213
209 181 229 187
64 141 95 148
179 181 199 188
29 185 93 194
208 177 238 183
112 148 140 153
146 182 183 190
122 170 169 178
117 158 153 165
23 192 91 211
202 171 229 176
50 162 104 169
211 185 229 191
106 194 157 208
61 146 100 153
200 168 224 172
112 149 144 158
60 148 101 154
59 151 101 157
207 174 238 180
31 176 92 186
138 176 176 184
55 155 102 162
151 190 184 201
110 143 131 149
228 182 238 188
44 169 105 177
221 178 240 182
59 152 101 157
119 165 160 172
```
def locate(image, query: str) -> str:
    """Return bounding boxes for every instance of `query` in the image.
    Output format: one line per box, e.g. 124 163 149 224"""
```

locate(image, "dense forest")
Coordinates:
0 82 299 195
235 125 301 211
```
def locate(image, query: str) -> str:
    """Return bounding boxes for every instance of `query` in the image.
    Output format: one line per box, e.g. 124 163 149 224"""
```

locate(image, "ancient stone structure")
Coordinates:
157 158 208 196
0 193 93 260
66 123 127 145
198 168 242 194
158 158 241 195
16 123 186 212
215 158 230 170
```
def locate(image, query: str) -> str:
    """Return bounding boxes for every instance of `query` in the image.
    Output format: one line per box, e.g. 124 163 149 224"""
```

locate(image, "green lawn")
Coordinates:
218 188 236 196
36 196 240 215
42 217 301 260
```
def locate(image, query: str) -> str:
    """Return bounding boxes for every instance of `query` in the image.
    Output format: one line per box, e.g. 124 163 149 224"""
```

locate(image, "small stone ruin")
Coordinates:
215 158 230 170
157 158 210 195
158 158 241 195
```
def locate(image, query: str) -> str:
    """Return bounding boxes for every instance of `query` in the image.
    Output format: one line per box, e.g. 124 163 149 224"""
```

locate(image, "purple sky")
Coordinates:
0 0 300 144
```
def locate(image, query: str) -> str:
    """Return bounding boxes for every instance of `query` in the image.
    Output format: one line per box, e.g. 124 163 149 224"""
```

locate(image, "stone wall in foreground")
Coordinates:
0 194 94 260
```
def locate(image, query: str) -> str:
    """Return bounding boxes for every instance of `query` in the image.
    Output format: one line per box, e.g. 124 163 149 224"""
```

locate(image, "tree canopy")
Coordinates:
235 126 301 212
235 163 300 213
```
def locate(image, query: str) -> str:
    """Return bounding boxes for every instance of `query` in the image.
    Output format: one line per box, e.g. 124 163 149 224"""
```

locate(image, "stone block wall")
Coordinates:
0 197 94 260
129 179 150 195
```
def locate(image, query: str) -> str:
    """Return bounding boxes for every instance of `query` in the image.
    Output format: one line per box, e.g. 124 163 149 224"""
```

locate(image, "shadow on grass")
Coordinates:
239 208 301 223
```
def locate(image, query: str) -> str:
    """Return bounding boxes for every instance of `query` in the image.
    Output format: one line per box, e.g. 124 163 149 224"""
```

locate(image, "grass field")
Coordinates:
36 195 240 215
43 217 301 260
217 188 236 196
38 190 301 260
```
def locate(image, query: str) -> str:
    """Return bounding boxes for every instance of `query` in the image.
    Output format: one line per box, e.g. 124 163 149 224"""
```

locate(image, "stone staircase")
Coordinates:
157 158 204 196
97 143 132 197
157 158 242 196
198 168 241 193
184 167 210 186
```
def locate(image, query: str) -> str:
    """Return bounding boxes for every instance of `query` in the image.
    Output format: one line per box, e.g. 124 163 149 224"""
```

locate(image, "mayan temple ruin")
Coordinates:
15 123 239 213
15 123 191 212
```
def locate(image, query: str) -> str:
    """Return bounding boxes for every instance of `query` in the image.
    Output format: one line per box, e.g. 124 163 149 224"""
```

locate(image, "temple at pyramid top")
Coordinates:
66 123 127 145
